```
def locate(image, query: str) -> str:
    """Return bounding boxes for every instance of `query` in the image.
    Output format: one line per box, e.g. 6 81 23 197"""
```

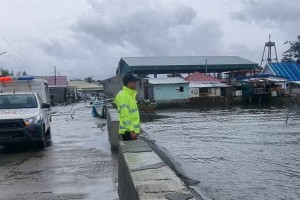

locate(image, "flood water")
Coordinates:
142 106 300 200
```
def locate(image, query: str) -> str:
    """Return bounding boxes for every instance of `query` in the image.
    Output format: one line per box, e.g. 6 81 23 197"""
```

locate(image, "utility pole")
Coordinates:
205 58 208 74
54 66 57 85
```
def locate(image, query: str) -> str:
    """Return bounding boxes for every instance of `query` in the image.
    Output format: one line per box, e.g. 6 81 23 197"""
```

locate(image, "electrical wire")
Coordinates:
0 33 26 61
0 32 49 73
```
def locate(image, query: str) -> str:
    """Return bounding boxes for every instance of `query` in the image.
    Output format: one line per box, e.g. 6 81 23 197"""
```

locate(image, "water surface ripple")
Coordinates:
142 107 300 200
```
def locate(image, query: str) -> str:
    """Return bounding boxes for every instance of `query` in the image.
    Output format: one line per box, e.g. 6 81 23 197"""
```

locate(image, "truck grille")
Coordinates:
0 119 25 129
0 130 24 138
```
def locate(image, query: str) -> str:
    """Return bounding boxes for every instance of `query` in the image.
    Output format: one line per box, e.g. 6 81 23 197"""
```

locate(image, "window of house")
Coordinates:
199 88 209 96
176 86 184 92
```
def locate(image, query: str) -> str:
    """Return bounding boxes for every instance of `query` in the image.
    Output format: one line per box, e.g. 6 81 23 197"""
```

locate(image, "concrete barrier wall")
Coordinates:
106 107 195 200
118 140 195 200
106 106 121 152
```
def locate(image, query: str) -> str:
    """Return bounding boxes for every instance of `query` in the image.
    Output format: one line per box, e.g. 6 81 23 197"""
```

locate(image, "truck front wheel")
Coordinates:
45 127 51 140
36 128 46 149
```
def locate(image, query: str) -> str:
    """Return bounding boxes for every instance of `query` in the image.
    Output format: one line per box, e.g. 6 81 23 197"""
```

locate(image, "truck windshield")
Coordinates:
0 94 38 109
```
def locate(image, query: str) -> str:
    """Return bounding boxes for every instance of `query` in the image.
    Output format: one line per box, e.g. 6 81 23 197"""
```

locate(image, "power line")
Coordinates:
0 34 50 74
57 68 102 72
0 33 27 61
42 66 115 79
0 51 6 56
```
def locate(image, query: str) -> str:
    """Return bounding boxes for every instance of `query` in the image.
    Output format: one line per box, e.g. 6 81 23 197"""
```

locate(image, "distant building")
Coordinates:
260 62 300 81
260 62 300 95
68 80 103 100
36 76 68 104
102 76 123 98
184 72 228 97
223 69 260 84
36 76 68 87
102 75 148 99
147 77 189 103
117 56 258 77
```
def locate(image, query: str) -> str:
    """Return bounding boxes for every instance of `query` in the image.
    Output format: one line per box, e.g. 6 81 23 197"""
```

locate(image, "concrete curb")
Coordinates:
106 106 120 152
118 141 195 200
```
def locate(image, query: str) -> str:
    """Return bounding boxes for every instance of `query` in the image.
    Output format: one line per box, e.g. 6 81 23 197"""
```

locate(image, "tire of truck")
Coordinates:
36 127 46 149
45 127 51 140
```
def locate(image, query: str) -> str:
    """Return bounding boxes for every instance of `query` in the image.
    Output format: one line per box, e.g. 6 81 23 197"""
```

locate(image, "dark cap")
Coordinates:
123 74 140 85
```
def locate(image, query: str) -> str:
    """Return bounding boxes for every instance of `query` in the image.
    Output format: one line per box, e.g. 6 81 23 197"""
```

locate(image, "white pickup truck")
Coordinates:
0 77 51 148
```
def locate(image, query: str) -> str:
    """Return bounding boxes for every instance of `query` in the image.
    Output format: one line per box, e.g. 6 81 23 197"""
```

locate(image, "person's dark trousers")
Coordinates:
121 131 133 141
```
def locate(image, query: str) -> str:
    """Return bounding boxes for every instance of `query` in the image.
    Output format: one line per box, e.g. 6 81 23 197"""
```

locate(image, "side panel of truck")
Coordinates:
0 80 50 104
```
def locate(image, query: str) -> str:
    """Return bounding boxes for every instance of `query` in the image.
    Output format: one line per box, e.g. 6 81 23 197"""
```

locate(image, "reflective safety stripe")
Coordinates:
120 104 130 109
123 121 131 125
120 125 139 129
129 108 138 113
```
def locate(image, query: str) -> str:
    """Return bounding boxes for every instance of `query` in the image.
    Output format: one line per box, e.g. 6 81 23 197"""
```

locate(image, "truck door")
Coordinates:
37 94 50 130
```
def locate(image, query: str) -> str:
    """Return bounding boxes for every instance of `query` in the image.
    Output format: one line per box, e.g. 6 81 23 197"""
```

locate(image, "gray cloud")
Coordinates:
38 0 226 79
230 11 250 23
228 0 300 59
230 0 300 25
70 0 224 56
4 0 275 79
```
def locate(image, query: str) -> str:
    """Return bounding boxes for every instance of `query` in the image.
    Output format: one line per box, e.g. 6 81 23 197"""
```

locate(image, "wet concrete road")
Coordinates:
0 103 119 200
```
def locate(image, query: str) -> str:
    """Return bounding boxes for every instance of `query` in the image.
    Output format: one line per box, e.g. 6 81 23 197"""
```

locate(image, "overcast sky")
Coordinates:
0 0 299 80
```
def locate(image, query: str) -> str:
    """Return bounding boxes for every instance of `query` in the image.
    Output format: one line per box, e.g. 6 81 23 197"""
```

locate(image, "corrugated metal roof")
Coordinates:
269 62 300 81
148 77 188 85
184 72 223 82
190 82 228 88
122 56 256 66
68 81 103 90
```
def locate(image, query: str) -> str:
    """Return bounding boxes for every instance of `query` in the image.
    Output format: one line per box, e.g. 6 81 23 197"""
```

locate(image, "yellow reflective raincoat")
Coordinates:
114 86 140 134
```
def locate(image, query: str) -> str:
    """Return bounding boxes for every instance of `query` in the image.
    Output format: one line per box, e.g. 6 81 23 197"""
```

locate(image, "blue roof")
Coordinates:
269 62 300 81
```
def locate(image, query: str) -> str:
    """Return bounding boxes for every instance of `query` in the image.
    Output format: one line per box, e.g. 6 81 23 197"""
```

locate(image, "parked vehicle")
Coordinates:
0 76 51 148
91 99 107 118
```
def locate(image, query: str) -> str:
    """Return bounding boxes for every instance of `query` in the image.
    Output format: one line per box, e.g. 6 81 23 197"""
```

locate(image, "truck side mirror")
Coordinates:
42 103 51 109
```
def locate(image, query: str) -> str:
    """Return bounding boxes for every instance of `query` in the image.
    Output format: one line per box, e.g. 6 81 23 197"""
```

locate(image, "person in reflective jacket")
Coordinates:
114 74 140 141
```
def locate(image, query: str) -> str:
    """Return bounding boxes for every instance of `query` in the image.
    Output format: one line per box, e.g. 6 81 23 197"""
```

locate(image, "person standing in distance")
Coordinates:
114 74 140 141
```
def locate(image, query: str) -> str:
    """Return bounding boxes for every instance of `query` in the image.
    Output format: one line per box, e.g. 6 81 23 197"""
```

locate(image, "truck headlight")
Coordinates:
24 115 42 126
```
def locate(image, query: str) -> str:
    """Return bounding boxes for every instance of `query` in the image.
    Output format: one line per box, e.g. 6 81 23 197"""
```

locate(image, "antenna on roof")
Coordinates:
260 34 279 67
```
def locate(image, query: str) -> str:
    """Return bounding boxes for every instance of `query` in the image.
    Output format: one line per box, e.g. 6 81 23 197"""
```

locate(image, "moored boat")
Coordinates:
92 99 106 118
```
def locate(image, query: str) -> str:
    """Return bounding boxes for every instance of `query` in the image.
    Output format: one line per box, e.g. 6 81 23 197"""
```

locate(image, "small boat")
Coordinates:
137 99 157 113
92 99 106 118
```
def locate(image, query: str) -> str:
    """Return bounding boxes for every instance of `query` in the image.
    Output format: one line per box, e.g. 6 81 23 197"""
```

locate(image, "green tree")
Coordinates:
84 76 93 83
282 35 300 64
0 68 10 76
